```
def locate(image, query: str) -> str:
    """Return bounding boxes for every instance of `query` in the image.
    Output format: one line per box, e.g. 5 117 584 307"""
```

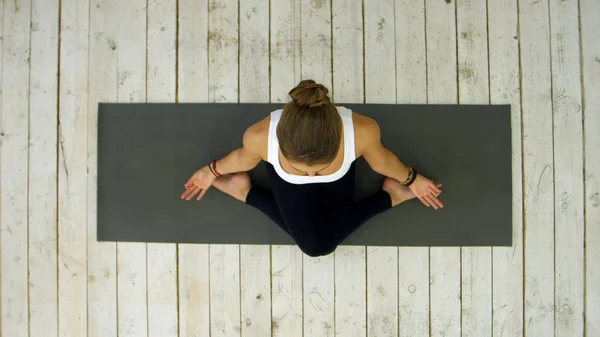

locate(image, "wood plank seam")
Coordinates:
545 0 558 333
145 3 149 336
576 0 586 333
175 0 180 318
268 0 271 102
56 0 62 334
0 7 2 334
515 0 528 334
454 2 462 335
330 0 334 98
422 1 431 335
26 0 33 334
516 0 527 334
209 245 212 335
361 0 366 102
365 250 369 337
484 1 495 335
547 0 558 333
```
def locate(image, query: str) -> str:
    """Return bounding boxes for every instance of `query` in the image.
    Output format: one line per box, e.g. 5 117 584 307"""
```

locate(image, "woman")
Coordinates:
181 80 443 257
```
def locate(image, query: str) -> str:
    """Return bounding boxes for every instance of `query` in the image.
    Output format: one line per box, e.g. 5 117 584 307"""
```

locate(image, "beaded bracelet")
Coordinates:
208 160 222 178
401 167 417 186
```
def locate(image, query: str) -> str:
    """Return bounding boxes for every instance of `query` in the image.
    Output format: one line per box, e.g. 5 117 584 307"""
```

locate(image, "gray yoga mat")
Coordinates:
97 103 512 247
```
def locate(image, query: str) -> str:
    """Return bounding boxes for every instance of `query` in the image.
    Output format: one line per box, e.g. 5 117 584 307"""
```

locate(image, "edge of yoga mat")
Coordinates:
97 103 513 247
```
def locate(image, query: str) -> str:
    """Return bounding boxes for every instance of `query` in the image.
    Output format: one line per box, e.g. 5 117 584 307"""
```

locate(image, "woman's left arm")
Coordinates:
358 116 444 209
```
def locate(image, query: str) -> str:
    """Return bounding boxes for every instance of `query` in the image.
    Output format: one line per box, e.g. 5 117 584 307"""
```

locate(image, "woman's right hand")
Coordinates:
181 166 216 201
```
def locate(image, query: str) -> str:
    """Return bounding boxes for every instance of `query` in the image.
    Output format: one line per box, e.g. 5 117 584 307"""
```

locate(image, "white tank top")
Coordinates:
267 106 356 184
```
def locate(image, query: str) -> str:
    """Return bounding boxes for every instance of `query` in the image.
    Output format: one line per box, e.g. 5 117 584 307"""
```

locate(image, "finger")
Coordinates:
419 196 431 207
430 182 442 194
427 194 444 209
424 195 439 210
181 187 195 199
432 195 445 208
197 186 209 201
185 186 201 200
428 186 440 196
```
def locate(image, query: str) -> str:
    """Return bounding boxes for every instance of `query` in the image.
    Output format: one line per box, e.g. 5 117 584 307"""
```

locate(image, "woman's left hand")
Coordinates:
409 174 444 210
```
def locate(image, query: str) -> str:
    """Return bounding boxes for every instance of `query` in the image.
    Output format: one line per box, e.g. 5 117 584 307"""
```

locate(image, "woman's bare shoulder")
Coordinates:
351 112 381 156
243 115 271 160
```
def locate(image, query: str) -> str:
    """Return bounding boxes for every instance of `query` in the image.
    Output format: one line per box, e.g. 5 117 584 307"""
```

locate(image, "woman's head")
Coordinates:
277 80 342 171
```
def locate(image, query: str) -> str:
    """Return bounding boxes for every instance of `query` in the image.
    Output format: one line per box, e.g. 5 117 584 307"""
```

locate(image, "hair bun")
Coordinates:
289 79 331 108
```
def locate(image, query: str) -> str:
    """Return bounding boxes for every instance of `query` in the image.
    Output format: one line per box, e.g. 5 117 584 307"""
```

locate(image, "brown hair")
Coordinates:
276 80 342 166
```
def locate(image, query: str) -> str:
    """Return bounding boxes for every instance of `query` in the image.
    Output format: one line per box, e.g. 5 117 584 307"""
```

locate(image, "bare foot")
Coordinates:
212 172 252 203
382 177 417 207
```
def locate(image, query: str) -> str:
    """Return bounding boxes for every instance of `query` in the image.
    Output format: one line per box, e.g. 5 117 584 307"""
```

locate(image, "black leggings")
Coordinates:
246 162 391 257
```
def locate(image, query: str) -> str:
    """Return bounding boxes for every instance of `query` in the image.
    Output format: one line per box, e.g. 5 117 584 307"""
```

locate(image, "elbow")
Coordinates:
369 158 389 175
370 152 394 175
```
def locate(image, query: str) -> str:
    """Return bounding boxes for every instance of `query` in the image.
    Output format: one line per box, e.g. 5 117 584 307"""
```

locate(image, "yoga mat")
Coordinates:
97 103 512 247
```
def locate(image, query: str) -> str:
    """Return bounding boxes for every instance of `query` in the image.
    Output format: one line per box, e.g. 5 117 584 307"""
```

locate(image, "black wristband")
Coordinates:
401 167 417 186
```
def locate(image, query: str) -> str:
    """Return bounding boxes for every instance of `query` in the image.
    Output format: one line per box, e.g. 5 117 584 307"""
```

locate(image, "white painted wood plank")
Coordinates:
394 2 430 336
210 245 242 337
334 248 366 337
367 247 398 337
208 2 241 336
364 0 396 104
117 244 147 337
457 0 489 101
425 1 460 336
299 2 335 336
519 0 555 336
177 1 210 336
28 0 59 335
208 0 238 103
271 246 303 337
0 0 31 336
398 248 429 337
303 255 334 337
116 1 148 336
240 0 269 103
147 1 178 336
87 0 118 336
178 246 210 337
429 249 460 337
269 2 303 336
331 1 366 336
395 0 426 103
300 0 332 88
332 0 363 103
270 0 301 103
581 0 600 335
456 1 492 336
58 0 90 335
147 246 178 337
364 2 398 336
549 0 585 336
177 0 208 103
239 2 271 336
240 246 271 337
488 0 524 335
425 0 457 103
148 0 177 103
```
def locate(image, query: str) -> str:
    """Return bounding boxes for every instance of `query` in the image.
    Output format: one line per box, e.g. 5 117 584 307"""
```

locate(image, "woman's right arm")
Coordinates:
210 124 266 175
181 119 268 200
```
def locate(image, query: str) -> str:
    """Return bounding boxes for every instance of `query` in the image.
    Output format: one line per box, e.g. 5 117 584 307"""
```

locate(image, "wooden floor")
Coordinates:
0 0 598 336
